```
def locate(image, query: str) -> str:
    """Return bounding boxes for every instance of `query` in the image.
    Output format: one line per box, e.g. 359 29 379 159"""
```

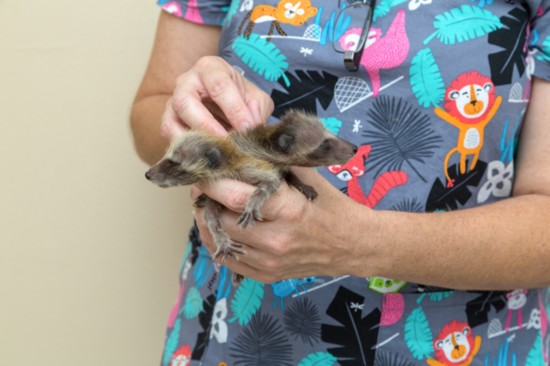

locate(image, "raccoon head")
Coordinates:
145 132 224 187
272 110 358 166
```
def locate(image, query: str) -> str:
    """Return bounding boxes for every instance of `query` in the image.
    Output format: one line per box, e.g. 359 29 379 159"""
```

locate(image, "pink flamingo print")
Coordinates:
339 10 409 96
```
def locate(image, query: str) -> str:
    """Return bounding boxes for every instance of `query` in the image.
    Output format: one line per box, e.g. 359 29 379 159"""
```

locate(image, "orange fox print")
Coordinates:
237 0 318 39
328 145 407 208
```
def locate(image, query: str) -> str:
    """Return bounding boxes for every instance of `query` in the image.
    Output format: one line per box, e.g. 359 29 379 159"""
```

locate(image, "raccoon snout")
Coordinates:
145 171 153 180
338 140 358 161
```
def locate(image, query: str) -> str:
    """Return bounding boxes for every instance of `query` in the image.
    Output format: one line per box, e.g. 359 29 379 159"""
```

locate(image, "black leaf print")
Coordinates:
270 70 338 118
465 291 508 328
363 96 443 183
375 350 417 366
425 160 487 212
416 284 453 293
488 5 529 86
229 312 293 366
321 286 381 366
283 296 321 346
392 198 424 212
191 293 216 361
189 224 201 266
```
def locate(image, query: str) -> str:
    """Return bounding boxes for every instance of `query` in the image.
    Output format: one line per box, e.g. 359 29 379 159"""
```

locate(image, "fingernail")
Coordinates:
214 125 228 136
243 120 256 130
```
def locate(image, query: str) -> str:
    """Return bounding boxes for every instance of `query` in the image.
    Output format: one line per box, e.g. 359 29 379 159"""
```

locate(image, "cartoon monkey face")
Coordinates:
435 327 472 363
448 82 493 120
275 0 318 25
506 289 528 310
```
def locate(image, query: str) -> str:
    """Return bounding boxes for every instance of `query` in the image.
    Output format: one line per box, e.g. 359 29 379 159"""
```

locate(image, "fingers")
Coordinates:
193 200 278 282
163 56 273 140
160 97 188 140
194 179 256 214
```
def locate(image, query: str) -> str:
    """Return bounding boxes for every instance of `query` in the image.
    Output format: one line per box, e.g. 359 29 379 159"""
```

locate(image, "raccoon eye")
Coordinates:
159 158 180 171
205 148 222 168
167 159 179 166
275 132 295 153
318 139 333 152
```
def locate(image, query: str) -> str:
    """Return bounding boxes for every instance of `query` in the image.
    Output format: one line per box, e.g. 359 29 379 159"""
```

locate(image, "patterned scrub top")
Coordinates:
155 0 550 365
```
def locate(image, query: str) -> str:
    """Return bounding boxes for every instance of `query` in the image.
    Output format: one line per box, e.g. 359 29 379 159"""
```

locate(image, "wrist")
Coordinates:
331 200 388 278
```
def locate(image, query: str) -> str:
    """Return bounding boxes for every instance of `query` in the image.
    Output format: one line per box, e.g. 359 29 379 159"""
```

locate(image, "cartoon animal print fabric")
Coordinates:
156 0 550 364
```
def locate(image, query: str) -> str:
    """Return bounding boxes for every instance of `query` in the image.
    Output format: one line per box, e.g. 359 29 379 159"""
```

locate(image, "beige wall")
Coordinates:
0 1 194 365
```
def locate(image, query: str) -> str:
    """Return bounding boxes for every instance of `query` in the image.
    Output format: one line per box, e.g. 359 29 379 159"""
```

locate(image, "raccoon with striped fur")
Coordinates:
146 110 357 283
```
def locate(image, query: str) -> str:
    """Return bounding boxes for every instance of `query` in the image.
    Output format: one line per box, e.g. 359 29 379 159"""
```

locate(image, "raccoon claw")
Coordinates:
232 273 245 286
213 242 245 262
300 185 318 200
237 210 262 228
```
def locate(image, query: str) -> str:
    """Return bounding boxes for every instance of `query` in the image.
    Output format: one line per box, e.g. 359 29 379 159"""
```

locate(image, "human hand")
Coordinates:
160 56 274 139
191 168 376 283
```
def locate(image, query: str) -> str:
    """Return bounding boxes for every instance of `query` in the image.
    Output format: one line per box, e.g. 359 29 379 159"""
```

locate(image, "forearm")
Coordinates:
361 194 550 290
130 11 221 165
131 94 171 165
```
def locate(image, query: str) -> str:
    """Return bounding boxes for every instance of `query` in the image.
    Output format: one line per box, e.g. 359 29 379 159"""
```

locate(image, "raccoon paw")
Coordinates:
237 209 263 228
232 273 245 286
213 240 244 263
299 184 318 200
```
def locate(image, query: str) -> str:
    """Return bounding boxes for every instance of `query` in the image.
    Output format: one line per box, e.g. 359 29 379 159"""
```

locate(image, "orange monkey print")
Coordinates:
237 0 318 39
434 71 502 188
426 320 482 366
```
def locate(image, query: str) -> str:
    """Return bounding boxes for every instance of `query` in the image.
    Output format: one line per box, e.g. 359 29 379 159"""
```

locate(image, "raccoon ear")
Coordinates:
206 147 223 168
275 132 295 153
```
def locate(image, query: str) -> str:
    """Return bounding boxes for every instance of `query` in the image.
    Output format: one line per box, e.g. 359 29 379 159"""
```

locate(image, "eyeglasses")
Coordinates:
332 0 377 71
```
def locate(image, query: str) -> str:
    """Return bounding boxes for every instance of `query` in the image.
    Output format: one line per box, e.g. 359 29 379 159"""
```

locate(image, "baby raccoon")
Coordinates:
146 110 357 279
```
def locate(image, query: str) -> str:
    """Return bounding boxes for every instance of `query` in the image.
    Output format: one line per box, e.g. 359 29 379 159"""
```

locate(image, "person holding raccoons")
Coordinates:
131 0 550 365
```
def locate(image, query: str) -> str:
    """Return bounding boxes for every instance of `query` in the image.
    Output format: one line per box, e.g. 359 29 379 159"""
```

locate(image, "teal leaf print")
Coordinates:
416 290 454 304
537 35 550 62
223 0 239 25
229 278 265 326
423 5 503 45
298 352 337 366
178 241 192 274
162 318 181 366
427 291 454 302
373 0 407 22
320 117 343 135
404 307 434 360
182 286 203 319
232 34 290 87
525 334 545 366
316 7 350 46
410 48 445 108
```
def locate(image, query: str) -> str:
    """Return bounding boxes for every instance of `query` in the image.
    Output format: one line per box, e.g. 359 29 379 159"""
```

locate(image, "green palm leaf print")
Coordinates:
298 352 337 366
424 5 503 45
232 34 290 87
410 48 445 108
229 278 265 326
182 286 203 319
537 35 550 62
404 307 434 360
